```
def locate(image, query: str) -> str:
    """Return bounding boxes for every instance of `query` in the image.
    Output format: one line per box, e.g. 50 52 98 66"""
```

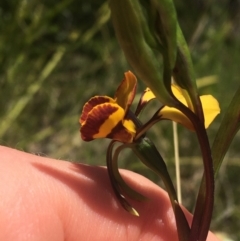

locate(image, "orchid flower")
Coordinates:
135 84 220 138
80 71 220 143
79 71 220 217
80 71 139 143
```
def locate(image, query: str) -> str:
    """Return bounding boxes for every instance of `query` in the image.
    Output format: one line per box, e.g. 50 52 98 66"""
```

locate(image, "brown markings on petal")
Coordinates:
107 121 133 143
80 103 118 141
80 96 113 124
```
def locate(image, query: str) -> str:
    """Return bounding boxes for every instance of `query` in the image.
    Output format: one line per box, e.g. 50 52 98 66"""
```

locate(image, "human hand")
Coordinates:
0 146 219 241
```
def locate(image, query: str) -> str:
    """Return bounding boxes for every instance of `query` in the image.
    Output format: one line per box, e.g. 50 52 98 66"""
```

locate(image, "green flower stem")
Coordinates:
175 101 214 241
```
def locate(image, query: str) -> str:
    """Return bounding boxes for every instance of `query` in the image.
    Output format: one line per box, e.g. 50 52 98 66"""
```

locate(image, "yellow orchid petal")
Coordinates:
171 84 194 112
80 96 115 124
159 106 194 130
159 95 220 130
80 102 135 143
114 71 137 112
200 95 220 128
94 105 124 139
141 88 156 103
107 121 135 143
135 84 188 117
135 88 156 116
123 119 136 134
171 84 187 105
80 103 124 141
138 85 187 106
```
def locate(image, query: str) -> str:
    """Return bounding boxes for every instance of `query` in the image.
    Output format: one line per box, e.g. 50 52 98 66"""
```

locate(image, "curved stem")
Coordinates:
106 141 123 198
196 86 240 240
176 102 214 241
135 99 214 240
106 141 139 216
112 143 147 201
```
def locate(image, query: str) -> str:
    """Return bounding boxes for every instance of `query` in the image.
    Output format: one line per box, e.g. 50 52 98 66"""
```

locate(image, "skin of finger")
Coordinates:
0 146 219 241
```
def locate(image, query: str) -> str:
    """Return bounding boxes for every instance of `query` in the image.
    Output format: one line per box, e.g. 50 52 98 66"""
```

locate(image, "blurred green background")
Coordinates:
0 0 239 239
